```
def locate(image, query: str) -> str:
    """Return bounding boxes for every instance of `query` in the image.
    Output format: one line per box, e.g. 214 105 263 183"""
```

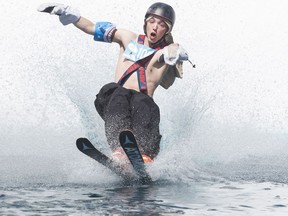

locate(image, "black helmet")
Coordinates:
145 2 176 32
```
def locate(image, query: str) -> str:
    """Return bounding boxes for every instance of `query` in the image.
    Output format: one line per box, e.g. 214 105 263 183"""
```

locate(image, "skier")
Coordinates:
38 2 190 163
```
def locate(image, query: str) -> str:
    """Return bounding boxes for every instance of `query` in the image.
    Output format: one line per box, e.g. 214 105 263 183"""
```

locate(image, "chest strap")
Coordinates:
118 35 167 95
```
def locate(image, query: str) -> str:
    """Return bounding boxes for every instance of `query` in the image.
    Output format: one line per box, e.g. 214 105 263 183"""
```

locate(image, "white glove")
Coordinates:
37 3 80 25
163 44 189 66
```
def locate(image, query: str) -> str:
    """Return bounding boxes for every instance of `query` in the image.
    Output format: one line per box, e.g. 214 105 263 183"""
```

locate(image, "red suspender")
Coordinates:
118 35 167 94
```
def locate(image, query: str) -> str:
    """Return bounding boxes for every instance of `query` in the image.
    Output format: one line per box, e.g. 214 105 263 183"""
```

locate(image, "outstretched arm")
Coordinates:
38 3 136 46
73 17 95 35
37 2 95 34
113 29 137 47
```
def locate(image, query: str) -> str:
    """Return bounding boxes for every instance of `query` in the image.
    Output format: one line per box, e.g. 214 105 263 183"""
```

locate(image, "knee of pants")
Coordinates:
94 82 120 119
136 131 162 159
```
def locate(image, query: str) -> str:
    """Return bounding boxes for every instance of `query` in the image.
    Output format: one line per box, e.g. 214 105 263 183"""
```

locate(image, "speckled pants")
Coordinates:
94 82 161 159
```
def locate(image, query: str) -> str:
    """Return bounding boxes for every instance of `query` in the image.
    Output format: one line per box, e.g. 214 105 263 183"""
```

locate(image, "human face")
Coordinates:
146 16 168 44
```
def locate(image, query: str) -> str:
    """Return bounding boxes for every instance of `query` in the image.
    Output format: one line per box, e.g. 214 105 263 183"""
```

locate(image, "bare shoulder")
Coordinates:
113 28 137 47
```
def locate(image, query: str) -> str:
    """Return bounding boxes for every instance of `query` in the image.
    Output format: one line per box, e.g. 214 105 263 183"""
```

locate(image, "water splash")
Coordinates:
1 0 288 185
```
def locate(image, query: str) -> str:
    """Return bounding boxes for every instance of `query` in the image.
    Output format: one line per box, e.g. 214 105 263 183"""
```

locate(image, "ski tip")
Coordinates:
76 138 84 151
119 130 136 143
76 137 95 151
76 137 87 146
120 129 133 135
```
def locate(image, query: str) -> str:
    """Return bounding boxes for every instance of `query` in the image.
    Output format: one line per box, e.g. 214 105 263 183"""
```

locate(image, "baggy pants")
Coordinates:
94 82 162 159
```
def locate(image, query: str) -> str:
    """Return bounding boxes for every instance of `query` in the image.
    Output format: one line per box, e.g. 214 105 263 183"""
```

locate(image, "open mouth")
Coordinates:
150 32 156 39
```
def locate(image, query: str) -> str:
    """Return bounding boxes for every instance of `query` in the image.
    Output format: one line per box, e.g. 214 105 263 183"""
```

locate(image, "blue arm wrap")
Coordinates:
94 22 116 43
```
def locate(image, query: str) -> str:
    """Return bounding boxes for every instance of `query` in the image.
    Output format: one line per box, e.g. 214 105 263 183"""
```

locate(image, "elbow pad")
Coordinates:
94 22 116 43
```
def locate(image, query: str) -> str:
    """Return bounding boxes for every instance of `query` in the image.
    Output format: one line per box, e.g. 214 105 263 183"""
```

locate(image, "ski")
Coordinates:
76 138 135 181
119 130 152 184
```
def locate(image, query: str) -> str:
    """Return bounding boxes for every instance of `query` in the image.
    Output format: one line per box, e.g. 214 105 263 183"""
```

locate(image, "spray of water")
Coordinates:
1 0 288 185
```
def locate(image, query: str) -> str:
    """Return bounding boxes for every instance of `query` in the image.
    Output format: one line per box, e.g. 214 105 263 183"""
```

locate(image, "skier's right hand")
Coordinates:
37 3 80 26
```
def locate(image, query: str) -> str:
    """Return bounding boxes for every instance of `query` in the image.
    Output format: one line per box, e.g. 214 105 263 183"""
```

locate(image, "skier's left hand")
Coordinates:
163 44 189 66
